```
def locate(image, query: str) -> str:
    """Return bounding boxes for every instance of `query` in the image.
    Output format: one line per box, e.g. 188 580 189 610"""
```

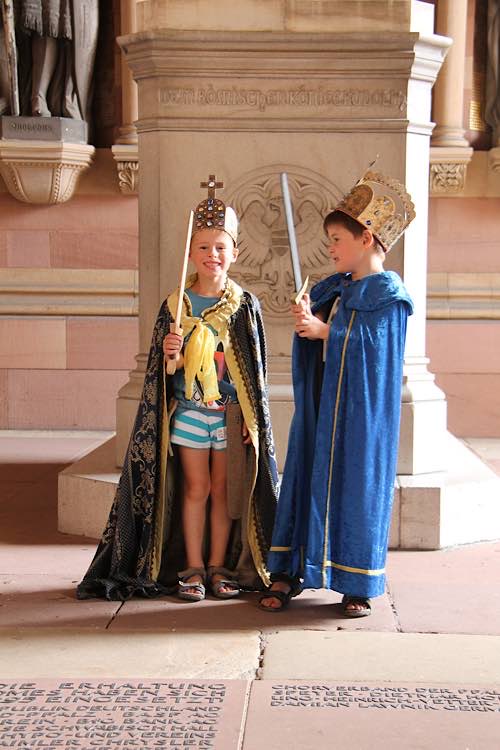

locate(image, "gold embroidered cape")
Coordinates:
77 280 278 600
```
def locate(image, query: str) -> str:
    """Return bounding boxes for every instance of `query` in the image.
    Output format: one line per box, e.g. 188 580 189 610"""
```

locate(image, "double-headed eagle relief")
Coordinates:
227 168 342 318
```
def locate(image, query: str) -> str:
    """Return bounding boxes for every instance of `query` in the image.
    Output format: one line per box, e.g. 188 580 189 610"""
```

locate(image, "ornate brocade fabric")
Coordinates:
77 288 278 600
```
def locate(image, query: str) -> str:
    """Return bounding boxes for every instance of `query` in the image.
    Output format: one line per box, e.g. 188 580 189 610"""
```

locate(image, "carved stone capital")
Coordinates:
488 146 500 174
429 145 473 195
111 143 139 194
0 140 94 204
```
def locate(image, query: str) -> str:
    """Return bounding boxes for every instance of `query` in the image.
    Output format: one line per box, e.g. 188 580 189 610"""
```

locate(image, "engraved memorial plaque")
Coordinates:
0 679 248 749
243 680 500 750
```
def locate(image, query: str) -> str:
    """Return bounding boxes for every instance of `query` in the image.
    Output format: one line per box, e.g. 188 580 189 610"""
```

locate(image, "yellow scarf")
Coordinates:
167 275 243 403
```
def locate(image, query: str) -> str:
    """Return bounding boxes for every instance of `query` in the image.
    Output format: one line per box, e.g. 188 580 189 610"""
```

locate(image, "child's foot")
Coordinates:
178 568 206 602
207 566 239 599
341 595 371 617
259 580 293 610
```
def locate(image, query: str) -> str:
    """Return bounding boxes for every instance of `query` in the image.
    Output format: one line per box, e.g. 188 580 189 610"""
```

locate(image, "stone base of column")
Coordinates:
398 357 448 475
58 436 500 551
394 432 500 549
115 354 147 466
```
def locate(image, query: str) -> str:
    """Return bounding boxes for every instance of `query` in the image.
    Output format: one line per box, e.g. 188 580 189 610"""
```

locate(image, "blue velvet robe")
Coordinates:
267 271 414 598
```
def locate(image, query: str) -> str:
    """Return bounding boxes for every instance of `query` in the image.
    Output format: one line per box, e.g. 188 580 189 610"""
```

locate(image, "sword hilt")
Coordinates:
165 322 183 375
292 276 309 306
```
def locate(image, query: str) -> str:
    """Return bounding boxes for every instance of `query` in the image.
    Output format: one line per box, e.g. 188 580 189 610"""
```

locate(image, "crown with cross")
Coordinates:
192 174 238 244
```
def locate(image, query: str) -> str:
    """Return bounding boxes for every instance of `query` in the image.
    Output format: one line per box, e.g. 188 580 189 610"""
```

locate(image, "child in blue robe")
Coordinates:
260 170 415 616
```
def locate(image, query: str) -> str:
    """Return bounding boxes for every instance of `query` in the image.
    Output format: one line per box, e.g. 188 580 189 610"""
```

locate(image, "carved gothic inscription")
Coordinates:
0 680 246 748
159 85 407 114
270 684 500 712
226 168 342 318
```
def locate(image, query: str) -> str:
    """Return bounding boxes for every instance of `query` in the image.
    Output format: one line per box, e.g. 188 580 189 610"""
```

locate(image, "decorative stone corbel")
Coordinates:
111 0 139 195
111 142 139 194
430 0 472 196
0 140 94 204
429 145 473 194
488 146 500 173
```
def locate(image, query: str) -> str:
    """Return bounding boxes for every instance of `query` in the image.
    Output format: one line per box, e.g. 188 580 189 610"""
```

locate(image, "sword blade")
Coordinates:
280 172 303 294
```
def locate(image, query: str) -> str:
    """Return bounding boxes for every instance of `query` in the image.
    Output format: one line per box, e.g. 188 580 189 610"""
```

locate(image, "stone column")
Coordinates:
430 0 473 194
112 0 139 196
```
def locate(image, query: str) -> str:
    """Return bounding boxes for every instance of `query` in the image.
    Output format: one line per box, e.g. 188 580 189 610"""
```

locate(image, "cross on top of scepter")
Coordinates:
200 175 224 199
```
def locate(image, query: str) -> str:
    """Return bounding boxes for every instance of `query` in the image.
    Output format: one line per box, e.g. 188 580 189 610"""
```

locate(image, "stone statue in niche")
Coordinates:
227 169 342 318
486 0 500 144
0 0 99 122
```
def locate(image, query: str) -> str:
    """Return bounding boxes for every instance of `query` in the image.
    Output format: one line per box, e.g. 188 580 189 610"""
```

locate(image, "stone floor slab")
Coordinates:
0 629 261 680
111 589 397 633
0 679 248 750
0 576 118 628
260 631 500 683
243 680 500 750
387 544 500 635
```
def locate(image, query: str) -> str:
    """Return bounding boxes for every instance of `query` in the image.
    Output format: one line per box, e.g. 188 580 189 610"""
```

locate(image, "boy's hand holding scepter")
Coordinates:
164 211 194 373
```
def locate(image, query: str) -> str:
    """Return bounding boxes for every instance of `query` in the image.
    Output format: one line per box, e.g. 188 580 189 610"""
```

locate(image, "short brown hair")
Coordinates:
323 210 364 236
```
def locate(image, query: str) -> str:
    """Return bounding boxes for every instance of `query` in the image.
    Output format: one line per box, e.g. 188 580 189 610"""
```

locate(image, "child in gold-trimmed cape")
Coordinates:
77 177 279 601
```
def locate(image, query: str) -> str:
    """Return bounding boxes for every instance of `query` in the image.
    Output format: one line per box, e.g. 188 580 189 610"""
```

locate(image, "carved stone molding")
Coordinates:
0 141 94 204
429 145 473 195
111 143 139 194
427 272 500 319
0 268 138 316
226 166 343 319
488 146 500 174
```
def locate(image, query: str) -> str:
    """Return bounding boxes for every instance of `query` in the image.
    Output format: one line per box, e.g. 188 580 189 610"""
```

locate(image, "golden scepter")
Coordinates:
166 210 194 375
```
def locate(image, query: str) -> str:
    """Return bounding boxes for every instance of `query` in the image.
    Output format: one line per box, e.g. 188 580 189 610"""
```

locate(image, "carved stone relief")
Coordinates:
429 162 467 194
226 166 343 319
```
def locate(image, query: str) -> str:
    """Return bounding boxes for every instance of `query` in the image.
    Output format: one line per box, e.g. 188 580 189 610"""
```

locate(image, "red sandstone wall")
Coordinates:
0 151 138 430
427 197 500 437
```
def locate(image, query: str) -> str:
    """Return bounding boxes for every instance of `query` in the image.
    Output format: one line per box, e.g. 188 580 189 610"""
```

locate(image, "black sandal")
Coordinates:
259 575 302 612
341 595 371 618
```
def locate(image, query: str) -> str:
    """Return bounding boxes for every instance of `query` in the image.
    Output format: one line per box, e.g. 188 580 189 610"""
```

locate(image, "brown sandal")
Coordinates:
207 566 240 599
177 567 206 602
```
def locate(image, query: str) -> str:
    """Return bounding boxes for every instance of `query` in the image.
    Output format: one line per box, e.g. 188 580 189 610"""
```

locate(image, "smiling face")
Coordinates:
189 228 238 285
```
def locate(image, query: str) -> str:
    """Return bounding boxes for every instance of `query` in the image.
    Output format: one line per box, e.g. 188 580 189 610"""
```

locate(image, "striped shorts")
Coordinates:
170 407 227 451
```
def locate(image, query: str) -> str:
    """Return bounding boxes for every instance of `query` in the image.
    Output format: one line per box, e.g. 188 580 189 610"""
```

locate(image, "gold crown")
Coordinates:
193 174 238 244
334 170 415 251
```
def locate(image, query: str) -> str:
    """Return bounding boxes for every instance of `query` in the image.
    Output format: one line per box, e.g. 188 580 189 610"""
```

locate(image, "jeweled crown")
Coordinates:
334 170 416 251
193 174 238 244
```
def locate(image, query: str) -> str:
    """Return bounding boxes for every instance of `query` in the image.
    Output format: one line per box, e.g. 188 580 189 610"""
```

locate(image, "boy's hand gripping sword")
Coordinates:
280 173 308 305
166 210 194 375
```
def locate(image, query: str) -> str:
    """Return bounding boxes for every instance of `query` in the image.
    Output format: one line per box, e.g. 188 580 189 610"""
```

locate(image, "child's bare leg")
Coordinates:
179 446 210 593
207 449 233 593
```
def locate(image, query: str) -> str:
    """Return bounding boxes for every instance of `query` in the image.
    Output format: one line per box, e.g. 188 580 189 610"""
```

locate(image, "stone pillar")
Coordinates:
430 0 473 194
112 0 139 196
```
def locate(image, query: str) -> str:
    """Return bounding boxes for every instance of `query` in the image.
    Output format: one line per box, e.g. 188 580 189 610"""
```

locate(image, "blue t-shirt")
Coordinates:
172 289 237 413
